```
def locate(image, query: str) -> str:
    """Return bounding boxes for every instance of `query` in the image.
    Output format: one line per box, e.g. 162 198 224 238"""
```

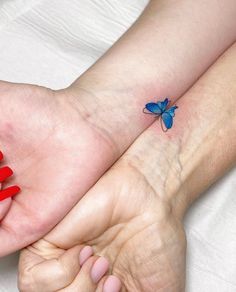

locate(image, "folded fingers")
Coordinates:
18 245 93 292
0 150 19 219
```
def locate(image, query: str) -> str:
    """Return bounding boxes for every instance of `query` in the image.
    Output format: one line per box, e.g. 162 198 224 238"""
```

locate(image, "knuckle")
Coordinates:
58 264 73 283
18 269 35 292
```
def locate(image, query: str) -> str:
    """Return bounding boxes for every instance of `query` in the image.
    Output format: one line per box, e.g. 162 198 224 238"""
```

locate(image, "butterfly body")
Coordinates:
144 98 178 130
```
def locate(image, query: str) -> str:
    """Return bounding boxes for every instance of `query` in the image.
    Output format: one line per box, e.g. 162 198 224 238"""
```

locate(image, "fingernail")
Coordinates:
0 186 21 201
103 275 121 292
0 166 13 182
0 151 3 161
91 257 109 283
79 246 93 266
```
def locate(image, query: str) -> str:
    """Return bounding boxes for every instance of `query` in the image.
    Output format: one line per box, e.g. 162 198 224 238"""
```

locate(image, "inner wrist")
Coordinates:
61 81 158 152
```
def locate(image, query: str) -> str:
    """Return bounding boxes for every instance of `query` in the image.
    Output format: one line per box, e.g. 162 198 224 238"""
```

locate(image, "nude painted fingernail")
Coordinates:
0 166 13 182
79 246 93 266
91 257 109 283
103 275 121 292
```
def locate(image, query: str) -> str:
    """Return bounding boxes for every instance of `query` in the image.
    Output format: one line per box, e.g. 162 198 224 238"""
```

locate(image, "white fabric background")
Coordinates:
0 0 235 291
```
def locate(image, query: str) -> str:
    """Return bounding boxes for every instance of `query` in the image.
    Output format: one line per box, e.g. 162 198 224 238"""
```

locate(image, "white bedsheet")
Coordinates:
0 1 235 291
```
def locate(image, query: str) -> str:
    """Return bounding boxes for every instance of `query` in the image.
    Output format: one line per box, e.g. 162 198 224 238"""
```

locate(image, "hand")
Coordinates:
18 43 236 291
1 0 235 256
18 157 186 292
0 81 120 255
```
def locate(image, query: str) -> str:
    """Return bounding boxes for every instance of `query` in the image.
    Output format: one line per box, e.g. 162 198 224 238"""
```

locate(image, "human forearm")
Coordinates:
18 43 236 292
77 0 236 92
172 44 236 214
123 43 236 218
65 0 236 151
175 48 236 213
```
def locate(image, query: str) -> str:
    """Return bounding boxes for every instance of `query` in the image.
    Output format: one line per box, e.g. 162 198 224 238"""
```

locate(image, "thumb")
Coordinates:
45 182 113 249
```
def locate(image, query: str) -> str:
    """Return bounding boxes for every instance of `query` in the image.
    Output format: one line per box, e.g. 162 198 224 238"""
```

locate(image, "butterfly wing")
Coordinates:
161 105 178 129
161 112 173 129
144 102 162 115
165 105 178 117
156 98 169 112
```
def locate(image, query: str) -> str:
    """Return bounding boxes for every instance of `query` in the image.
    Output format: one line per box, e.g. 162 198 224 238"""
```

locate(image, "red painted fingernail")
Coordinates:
0 186 21 201
0 166 13 182
0 151 3 161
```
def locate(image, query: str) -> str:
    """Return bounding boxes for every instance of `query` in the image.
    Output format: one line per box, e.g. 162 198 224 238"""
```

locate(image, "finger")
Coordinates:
46 182 113 249
0 184 20 219
0 169 12 220
60 256 109 292
0 166 13 183
18 245 92 292
0 185 21 201
31 245 89 291
0 163 19 219
96 275 122 292
0 164 13 218
0 197 12 220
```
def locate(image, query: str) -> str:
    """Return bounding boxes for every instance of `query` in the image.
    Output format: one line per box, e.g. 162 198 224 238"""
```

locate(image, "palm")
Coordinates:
0 81 114 256
36 162 186 291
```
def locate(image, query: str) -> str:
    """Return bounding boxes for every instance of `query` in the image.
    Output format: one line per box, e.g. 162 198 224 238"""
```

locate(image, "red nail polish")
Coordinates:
0 186 21 201
0 151 3 161
0 166 13 182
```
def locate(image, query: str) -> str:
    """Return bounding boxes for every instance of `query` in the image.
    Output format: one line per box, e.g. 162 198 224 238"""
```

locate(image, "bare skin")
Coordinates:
1 0 235 256
18 44 236 291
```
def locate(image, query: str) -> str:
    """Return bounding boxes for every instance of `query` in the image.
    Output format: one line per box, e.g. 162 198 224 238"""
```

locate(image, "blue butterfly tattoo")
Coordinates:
143 98 178 131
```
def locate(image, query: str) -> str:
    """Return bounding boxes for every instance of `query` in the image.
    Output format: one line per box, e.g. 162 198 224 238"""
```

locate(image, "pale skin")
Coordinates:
0 0 236 256
18 44 236 291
